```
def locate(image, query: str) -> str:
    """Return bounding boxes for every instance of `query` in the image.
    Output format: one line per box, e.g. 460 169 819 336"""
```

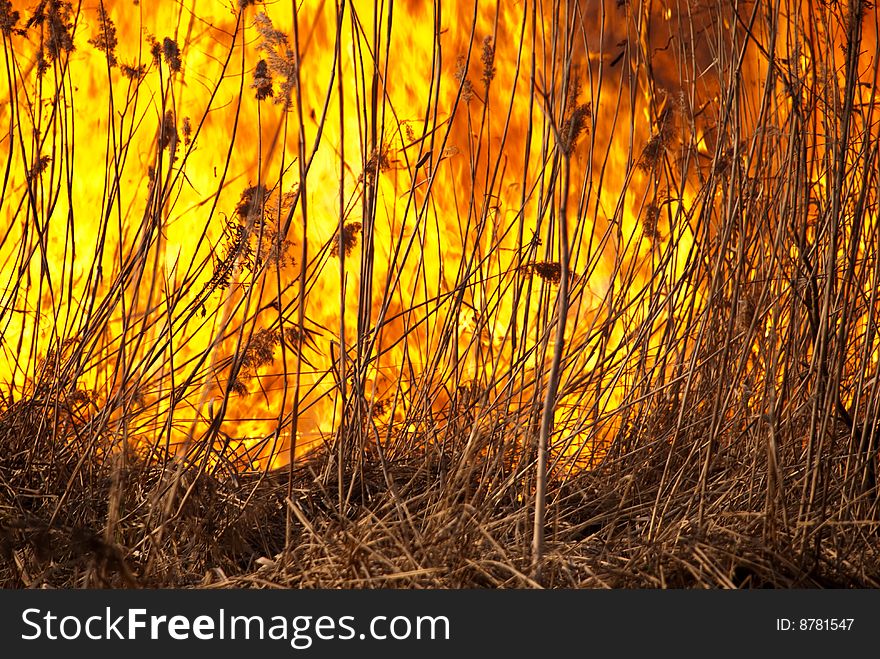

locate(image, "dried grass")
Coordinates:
1 0 879 588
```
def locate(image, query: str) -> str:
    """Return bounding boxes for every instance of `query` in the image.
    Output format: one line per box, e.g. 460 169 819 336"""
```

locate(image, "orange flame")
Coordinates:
1 0 877 476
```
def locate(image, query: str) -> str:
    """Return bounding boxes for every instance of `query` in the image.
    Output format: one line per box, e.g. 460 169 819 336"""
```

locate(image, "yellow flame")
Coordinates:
1 0 877 474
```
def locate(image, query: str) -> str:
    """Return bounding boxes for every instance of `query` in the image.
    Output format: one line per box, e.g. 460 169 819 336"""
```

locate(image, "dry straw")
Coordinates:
1 0 879 588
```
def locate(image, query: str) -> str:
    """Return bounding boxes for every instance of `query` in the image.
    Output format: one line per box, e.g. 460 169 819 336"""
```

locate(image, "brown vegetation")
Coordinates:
1 0 879 588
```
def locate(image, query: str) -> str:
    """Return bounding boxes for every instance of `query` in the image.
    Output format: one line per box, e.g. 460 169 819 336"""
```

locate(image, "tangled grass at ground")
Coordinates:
2 398 879 588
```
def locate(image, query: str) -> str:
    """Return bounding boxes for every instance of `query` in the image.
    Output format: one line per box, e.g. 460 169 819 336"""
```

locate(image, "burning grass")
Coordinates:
1 0 880 587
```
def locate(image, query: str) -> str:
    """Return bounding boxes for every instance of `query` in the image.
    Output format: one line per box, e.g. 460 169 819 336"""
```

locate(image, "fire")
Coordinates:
1 0 877 482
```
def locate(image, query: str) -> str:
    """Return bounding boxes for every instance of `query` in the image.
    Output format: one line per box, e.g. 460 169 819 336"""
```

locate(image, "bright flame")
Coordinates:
1 0 877 474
